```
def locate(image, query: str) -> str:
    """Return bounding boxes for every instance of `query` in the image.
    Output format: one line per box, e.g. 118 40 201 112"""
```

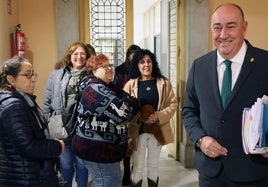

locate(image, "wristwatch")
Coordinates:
196 137 202 148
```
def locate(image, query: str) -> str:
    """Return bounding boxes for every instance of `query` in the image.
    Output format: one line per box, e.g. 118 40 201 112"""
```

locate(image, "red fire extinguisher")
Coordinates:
10 24 25 58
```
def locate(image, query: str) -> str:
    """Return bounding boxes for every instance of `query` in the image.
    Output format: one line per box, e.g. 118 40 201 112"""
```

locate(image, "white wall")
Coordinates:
133 0 158 48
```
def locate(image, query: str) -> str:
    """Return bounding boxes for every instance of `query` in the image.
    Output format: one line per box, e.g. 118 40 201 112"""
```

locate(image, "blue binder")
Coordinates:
262 104 268 146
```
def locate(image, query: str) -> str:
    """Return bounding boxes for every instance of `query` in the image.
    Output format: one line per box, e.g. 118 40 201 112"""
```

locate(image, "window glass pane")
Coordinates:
89 0 125 66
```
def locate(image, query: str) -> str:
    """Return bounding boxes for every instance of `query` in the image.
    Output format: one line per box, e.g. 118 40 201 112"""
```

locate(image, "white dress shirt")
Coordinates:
217 41 247 94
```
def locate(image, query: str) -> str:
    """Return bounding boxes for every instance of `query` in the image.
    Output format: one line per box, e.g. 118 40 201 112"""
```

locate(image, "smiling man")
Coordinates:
182 3 268 187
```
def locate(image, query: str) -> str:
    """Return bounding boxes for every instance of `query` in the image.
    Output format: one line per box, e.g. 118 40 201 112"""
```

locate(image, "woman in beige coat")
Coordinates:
124 49 177 187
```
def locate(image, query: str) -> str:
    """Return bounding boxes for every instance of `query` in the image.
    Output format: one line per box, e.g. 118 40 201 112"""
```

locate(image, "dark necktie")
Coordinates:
221 60 232 107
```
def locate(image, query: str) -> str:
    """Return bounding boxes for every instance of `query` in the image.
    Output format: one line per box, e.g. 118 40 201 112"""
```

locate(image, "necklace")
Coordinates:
139 79 154 92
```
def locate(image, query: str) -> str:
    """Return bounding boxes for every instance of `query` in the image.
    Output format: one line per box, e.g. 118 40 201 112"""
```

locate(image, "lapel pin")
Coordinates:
250 58 254 63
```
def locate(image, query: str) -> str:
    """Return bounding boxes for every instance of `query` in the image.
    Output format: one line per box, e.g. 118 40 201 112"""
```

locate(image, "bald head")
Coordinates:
211 3 248 59
214 3 245 21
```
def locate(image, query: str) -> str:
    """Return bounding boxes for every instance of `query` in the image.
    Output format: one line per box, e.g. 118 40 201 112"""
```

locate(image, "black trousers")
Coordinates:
199 167 268 187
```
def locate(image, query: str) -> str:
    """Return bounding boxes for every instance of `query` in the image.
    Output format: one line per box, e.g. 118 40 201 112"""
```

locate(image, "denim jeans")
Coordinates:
60 143 88 187
78 157 121 187
131 133 162 184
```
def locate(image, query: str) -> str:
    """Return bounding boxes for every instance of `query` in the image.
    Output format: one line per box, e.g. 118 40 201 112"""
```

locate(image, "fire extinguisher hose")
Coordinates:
13 24 21 55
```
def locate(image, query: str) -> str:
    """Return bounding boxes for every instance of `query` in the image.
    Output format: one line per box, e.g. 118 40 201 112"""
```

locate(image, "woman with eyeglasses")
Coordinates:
42 41 93 187
0 56 65 186
124 49 178 187
72 54 139 187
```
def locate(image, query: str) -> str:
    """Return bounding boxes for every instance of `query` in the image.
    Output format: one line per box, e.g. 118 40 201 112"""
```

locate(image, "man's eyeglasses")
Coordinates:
17 72 38 79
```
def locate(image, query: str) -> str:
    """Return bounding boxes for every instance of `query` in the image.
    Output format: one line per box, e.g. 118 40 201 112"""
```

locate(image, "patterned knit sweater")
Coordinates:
72 75 139 163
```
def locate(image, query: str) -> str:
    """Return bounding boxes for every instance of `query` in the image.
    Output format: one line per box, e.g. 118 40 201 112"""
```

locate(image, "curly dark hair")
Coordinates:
129 49 164 79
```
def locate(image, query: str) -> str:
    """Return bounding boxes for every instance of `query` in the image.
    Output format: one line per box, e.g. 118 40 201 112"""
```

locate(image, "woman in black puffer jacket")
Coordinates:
0 56 64 187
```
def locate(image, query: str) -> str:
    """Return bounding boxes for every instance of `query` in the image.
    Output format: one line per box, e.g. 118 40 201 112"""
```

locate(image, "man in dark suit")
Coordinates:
182 3 268 187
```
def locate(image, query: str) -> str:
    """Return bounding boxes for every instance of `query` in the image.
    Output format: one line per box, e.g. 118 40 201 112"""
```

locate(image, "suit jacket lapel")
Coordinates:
208 51 223 110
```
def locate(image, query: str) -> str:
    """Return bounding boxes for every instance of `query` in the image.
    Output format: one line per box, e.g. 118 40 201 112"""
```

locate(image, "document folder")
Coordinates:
262 104 268 146
242 95 268 154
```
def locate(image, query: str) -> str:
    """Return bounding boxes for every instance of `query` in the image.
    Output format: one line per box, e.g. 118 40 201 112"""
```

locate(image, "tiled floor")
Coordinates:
73 146 199 187
123 146 198 187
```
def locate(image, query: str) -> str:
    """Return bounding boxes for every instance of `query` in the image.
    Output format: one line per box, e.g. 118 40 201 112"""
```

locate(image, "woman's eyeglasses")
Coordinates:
17 72 38 79
96 64 113 70
72 52 86 57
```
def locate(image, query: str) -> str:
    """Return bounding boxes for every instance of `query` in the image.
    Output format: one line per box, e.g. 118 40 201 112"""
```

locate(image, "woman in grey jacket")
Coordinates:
43 41 93 187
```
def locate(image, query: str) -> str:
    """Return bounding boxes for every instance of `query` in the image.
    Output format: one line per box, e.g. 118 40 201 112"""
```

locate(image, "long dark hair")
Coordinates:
129 49 164 79
125 44 141 67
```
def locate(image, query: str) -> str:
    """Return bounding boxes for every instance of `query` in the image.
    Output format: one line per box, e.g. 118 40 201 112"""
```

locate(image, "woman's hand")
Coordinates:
145 113 158 124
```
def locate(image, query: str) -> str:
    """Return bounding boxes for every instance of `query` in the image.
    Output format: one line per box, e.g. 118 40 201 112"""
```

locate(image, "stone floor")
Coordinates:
124 146 198 187
73 146 198 187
